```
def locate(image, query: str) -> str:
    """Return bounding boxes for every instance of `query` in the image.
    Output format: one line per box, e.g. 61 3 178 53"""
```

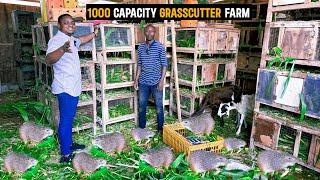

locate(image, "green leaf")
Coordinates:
299 93 307 121
281 63 295 98
13 104 29 121
283 57 295 71
90 146 115 161
131 143 144 154
139 20 146 30
170 153 185 169
139 160 158 174
88 167 115 180
36 136 56 148
272 47 282 56
267 57 281 69
239 177 253 180
21 165 40 179
32 102 46 114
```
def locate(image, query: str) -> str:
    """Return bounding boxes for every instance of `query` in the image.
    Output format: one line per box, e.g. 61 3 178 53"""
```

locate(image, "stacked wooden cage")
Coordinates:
13 10 40 93
172 23 240 116
134 23 173 111
250 0 320 173
32 22 98 135
95 24 138 133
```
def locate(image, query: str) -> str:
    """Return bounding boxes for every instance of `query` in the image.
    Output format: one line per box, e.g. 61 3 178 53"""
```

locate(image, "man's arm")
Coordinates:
157 44 168 90
134 46 143 90
160 67 167 83
46 41 70 65
134 66 141 90
78 28 99 45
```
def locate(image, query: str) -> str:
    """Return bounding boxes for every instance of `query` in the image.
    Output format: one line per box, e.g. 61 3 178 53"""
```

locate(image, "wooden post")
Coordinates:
308 135 318 165
293 130 302 157
266 0 273 23
169 0 182 122
131 25 138 126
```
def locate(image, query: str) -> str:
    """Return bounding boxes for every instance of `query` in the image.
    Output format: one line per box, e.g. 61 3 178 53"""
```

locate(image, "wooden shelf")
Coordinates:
97 113 136 126
96 47 133 52
78 100 94 107
178 79 234 87
266 0 320 22
72 122 93 132
97 92 135 102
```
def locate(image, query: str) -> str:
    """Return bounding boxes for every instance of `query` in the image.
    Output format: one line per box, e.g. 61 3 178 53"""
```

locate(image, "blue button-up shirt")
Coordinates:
137 40 167 85
46 30 82 97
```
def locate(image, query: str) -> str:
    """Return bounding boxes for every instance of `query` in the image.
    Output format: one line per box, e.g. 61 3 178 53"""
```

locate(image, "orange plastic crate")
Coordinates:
163 123 224 155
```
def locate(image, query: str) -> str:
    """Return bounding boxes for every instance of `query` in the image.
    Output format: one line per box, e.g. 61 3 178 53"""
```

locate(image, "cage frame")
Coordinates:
266 0 320 22
250 112 320 173
175 26 240 54
261 21 320 68
255 68 320 120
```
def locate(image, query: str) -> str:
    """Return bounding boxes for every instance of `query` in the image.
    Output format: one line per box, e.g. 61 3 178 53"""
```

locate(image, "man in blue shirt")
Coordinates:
134 24 167 134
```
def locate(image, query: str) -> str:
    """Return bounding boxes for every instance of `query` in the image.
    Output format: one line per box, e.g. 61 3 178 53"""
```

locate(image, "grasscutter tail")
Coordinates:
191 94 208 117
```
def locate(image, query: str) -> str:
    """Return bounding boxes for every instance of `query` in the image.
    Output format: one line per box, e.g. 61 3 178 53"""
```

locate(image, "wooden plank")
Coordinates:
314 137 320 167
105 60 135 65
170 17 182 122
308 135 318 165
257 101 320 120
293 130 302 157
78 100 94 107
202 63 217 83
92 90 97 136
105 114 136 125
102 47 133 52
105 93 135 101
131 25 138 126
105 82 134 89
81 85 95 91
271 1 320 12
226 62 236 81
256 112 320 136
72 123 93 132
178 59 234 65
171 106 193 117
264 58 320 68
273 0 305 6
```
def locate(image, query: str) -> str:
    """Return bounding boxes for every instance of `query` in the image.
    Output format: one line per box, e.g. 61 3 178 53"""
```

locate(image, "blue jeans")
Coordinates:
138 83 164 131
57 93 79 155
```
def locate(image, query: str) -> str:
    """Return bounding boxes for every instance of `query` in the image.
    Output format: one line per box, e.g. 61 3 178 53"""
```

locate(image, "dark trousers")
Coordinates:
57 93 78 155
138 83 164 131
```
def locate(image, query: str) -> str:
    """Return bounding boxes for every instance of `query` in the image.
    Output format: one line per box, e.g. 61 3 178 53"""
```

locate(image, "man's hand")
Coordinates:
134 80 139 90
157 79 164 91
62 41 72 53
94 26 99 36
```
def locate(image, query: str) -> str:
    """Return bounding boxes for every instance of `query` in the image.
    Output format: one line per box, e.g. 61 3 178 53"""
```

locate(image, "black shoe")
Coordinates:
71 143 86 151
60 153 74 164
